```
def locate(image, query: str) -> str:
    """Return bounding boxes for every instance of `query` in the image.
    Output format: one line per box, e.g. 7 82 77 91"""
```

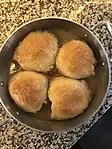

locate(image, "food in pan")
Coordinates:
14 31 58 72
9 31 96 120
48 77 91 120
9 71 48 113
56 40 96 79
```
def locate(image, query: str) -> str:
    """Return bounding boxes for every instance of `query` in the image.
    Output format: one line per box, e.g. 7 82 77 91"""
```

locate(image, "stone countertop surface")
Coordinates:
0 0 112 149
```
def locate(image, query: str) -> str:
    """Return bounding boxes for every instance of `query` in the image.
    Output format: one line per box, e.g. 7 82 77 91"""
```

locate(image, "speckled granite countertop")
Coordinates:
0 0 112 149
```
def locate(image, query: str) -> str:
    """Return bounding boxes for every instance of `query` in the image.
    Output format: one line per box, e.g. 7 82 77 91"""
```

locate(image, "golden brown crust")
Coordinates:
9 71 48 113
14 31 58 72
56 40 96 79
48 77 91 120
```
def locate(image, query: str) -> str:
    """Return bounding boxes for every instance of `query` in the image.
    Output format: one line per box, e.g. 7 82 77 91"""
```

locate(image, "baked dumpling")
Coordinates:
9 71 48 113
56 40 96 79
48 77 91 120
14 31 58 72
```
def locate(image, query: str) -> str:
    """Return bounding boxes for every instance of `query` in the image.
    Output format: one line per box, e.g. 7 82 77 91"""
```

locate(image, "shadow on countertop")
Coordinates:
71 106 112 149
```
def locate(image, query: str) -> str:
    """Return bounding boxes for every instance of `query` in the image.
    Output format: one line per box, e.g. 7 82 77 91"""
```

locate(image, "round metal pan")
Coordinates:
0 17 111 132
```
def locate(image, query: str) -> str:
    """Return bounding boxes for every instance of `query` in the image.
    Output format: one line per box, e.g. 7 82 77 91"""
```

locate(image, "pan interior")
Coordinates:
0 18 109 132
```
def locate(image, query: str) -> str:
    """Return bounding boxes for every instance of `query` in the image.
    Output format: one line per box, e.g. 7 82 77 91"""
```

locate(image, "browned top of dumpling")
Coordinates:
14 31 58 72
56 40 96 79
9 71 48 113
48 77 91 120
